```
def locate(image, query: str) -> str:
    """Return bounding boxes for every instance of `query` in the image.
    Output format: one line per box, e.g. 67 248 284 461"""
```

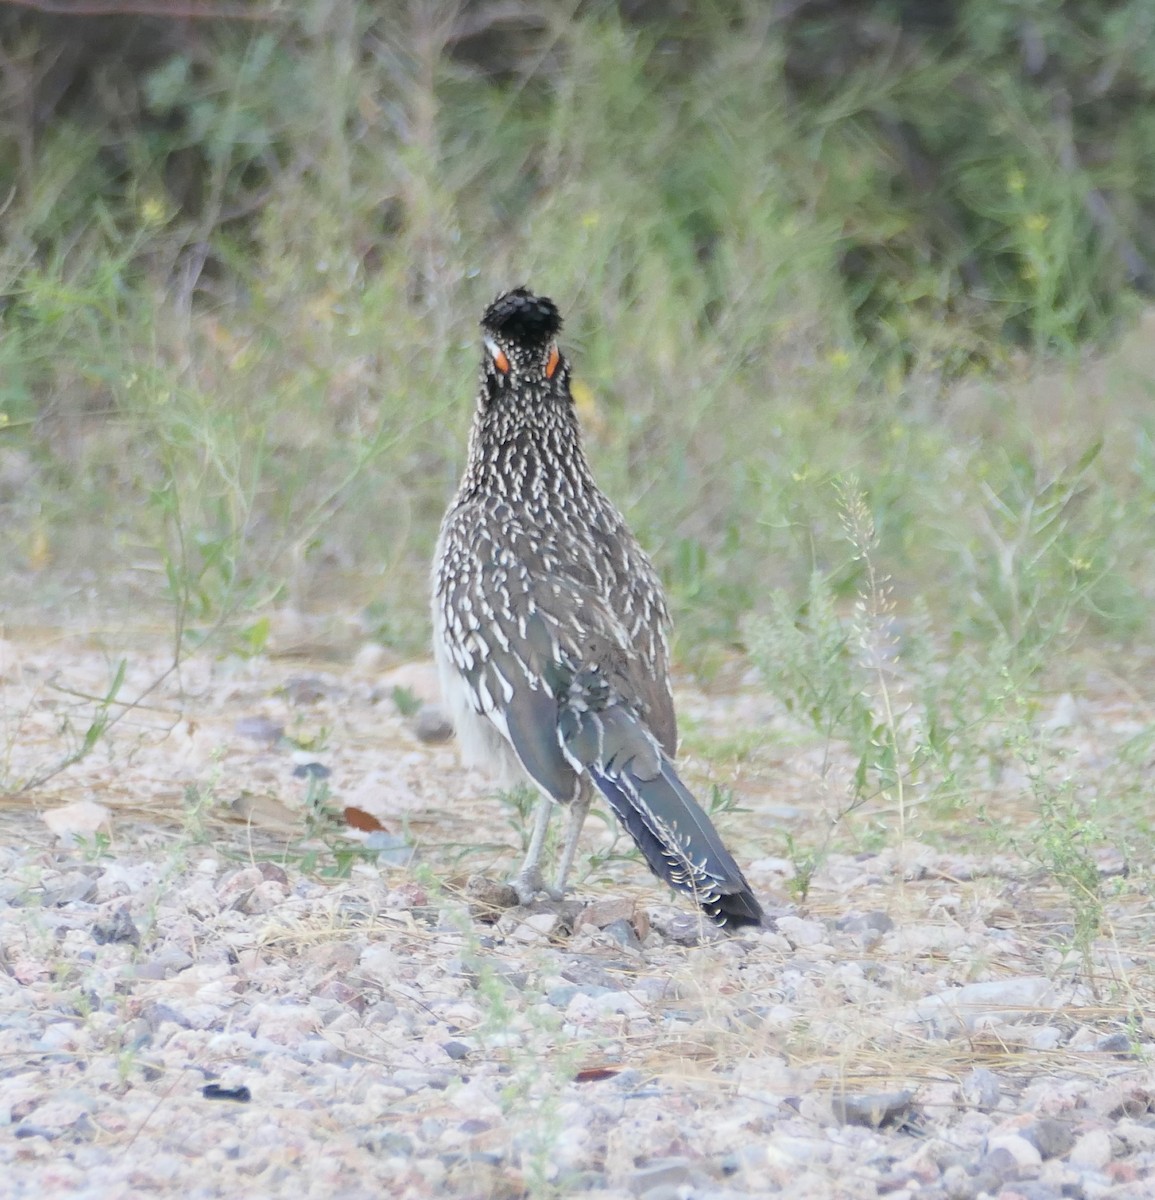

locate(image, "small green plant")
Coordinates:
784 832 821 903
180 782 220 843
390 686 422 718
76 830 113 862
705 783 744 818
498 785 542 852
1019 755 1107 978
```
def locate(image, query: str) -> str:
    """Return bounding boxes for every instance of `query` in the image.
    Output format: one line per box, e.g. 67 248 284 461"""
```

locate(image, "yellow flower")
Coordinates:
827 349 851 370
1024 213 1049 234
1007 169 1026 195
139 196 169 227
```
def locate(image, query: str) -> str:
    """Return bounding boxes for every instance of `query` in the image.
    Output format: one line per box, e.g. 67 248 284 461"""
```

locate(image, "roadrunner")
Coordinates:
431 288 763 930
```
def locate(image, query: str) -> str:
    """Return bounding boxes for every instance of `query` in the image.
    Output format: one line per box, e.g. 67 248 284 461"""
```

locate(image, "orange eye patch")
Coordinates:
493 347 510 374
545 344 560 379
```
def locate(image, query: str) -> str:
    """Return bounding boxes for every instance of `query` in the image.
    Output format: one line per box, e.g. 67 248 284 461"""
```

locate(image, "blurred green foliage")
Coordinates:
0 1 1153 661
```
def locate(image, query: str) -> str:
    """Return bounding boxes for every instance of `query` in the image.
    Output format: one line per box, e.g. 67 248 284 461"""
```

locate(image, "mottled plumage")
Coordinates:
432 288 762 929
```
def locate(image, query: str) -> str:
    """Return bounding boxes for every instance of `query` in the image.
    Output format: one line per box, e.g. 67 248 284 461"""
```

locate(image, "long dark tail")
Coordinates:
589 761 764 930
557 676 763 930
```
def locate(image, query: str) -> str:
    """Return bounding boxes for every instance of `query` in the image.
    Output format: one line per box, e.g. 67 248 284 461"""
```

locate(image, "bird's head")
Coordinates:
479 288 568 397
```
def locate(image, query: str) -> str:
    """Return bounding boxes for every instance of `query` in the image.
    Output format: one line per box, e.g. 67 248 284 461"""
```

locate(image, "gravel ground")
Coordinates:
1 632 1154 1199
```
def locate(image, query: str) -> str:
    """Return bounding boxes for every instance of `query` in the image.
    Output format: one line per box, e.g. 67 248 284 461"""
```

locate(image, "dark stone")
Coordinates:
602 918 642 950
92 906 140 946
1024 1118 1075 1160
15 1124 57 1140
832 1089 913 1128
202 1083 251 1103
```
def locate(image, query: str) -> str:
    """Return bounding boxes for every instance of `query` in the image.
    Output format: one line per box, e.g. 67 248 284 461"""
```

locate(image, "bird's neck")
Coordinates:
460 400 596 510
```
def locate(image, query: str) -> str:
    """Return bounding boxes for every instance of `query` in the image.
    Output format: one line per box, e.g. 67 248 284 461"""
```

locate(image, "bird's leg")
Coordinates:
512 793 554 905
551 791 592 899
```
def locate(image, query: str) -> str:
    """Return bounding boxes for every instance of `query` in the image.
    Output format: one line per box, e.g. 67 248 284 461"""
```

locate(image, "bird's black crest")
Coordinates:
482 288 562 348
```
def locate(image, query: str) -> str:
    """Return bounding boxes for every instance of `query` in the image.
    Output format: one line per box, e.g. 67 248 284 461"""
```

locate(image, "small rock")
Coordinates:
142 1002 193 1031
1113 1117 1155 1153
234 715 284 743
776 915 828 948
602 919 641 950
972 1147 1017 1192
92 907 140 946
626 1157 694 1196
15 1124 58 1141
832 1089 913 1128
41 873 98 906
509 911 561 941
836 910 894 936
442 1041 470 1061
1095 1031 1132 1054
1068 1128 1112 1170
962 1068 1002 1112
42 801 111 843
413 705 454 743
941 1163 976 1200
465 875 520 921
352 642 392 675
365 832 415 866
361 1130 413 1157
910 977 1077 1038
577 897 638 930
646 908 716 944
986 1133 1042 1170
283 676 331 705
1024 1119 1075 1160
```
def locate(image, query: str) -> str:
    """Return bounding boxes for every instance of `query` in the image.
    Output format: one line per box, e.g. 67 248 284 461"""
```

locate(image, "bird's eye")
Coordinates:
545 344 561 379
485 339 510 374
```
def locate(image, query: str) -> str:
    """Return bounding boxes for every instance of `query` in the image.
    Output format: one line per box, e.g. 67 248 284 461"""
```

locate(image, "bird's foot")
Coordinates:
511 867 563 906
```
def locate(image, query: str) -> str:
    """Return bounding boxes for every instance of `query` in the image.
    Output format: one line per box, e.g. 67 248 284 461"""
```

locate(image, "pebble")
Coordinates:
986 1133 1043 1170
941 1163 975 1200
1024 1118 1075 1160
832 1089 913 1128
961 1068 1002 1111
413 705 454 743
1 654 1150 1200
776 915 828 947
363 832 415 866
909 977 1075 1037
626 1157 695 1195
1068 1128 1113 1170
233 715 284 743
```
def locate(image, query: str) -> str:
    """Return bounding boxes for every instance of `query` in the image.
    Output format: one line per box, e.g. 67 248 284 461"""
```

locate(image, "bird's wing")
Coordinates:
436 513 662 803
